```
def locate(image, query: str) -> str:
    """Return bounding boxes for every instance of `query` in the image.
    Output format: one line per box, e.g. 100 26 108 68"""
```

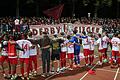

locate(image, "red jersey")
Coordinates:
8 40 17 57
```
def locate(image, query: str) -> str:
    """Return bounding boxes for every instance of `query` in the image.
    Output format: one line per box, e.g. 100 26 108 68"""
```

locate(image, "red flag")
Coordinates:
43 4 64 20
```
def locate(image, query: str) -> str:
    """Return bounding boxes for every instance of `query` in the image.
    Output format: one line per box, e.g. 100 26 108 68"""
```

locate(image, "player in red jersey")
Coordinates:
7 35 18 79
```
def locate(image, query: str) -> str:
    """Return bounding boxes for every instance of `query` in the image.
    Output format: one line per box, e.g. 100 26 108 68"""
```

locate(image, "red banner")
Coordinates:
43 4 64 20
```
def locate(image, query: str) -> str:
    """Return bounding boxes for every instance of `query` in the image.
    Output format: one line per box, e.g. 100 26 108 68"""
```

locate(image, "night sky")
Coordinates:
0 0 119 18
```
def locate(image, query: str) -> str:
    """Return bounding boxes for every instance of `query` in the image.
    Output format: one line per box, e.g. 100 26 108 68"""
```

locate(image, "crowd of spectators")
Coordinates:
0 17 120 34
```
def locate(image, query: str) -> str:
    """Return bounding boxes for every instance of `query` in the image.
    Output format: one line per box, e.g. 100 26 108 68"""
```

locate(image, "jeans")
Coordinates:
41 49 50 73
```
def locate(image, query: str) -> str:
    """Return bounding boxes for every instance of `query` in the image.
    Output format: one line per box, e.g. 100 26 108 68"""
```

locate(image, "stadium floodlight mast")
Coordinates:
16 0 34 17
117 0 120 17
16 0 19 17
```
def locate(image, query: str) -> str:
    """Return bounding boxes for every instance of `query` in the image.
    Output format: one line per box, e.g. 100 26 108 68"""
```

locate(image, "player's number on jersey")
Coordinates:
22 44 29 51
112 41 118 47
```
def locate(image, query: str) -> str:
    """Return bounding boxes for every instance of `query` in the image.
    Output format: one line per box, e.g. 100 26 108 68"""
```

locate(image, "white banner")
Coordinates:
30 23 102 37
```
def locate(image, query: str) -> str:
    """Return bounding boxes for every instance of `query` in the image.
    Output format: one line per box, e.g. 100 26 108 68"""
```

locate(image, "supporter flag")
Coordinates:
43 4 64 20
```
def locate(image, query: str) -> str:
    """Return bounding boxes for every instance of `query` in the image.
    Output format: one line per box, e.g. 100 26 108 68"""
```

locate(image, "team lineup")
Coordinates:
0 30 120 80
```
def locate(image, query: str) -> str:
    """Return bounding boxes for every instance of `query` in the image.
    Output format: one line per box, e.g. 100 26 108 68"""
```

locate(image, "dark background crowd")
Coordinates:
0 17 120 35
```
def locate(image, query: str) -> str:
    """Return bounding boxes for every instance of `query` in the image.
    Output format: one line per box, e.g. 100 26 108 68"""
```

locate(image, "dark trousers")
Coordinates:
74 50 80 65
41 49 50 73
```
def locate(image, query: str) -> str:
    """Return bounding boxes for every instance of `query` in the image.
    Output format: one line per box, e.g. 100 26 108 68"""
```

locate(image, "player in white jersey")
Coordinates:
29 39 39 76
16 34 32 79
102 32 110 60
82 32 90 66
60 36 68 71
110 33 120 68
0 36 11 78
96 34 104 66
67 36 74 70
89 34 96 65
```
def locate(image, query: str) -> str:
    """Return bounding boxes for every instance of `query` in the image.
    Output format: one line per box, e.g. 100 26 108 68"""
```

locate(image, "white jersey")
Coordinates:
16 40 32 58
89 38 95 50
14 19 20 25
111 37 120 51
102 36 110 48
60 39 68 52
1 41 8 56
29 45 37 56
96 38 103 50
82 36 90 49
67 43 74 53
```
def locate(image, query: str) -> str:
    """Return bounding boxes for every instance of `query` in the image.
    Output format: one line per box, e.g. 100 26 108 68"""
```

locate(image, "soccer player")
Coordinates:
96 34 104 66
28 34 39 76
51 34 61 74
60 34 67 72
102 32 110 60
16 34 32 80
110 33 120 68
71 30 81 67
89 34 95 65
82 32 90 66
67 36 74 70
0 35 11 78
29 42 39 76
7 35 18 80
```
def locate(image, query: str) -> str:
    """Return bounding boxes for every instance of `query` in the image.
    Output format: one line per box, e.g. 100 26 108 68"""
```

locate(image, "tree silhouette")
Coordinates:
83 0 112 18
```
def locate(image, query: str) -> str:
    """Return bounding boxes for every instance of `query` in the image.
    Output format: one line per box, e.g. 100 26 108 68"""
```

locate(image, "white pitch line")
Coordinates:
79 61 99 80
114 68 119 80
97 69 120 73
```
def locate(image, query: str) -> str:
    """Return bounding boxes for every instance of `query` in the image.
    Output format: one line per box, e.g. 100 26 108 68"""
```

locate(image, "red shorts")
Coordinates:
98 49 104 53
0 56 9 63
19 58 30 64
67 53 74 59
89 50 94 55
60 52 66 60
112 51 120 57
83 49 90 56
30 56 37 62
9 58 18 65
103 48 107 53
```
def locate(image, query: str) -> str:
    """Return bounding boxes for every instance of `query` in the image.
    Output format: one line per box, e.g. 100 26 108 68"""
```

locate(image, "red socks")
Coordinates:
85 57 88 64
21 67 24 76
61 59 66 68
89 56 94 65
99 56 102 62
34 61 37 71
117 58 120 64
